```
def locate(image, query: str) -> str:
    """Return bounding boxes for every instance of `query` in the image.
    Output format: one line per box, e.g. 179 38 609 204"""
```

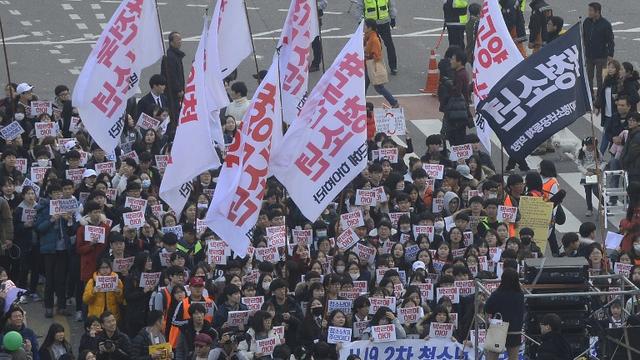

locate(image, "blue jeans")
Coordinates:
365 65 398 107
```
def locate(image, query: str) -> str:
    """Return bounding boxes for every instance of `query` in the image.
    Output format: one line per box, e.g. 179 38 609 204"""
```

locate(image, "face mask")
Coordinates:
312 307 324 316
142 179 151 188
197 203 208 209
634 244 640 253
350 273 360 280
14 113 25 121
488 193 498 199
37 159 50 167
434 221 445 232
336 265 345 273
262 282 271 291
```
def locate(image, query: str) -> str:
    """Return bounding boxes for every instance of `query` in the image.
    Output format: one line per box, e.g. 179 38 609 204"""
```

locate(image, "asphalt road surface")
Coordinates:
1 0 636 347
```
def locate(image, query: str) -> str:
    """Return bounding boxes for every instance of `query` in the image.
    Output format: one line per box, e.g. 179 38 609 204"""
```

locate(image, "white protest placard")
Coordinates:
0 121 25 141
66 168 85 185
139 272 161 288
21 208 37 223
162 225 183 238
463 231 474 247
196 218 207 235
377 148 399 163
371 324 396 343
49 198 78 215
137 112 161 130
84 225 106 243
207 240 231 256
355 189 376 206
605 231 624 250
95 161 116 176
255 246 279 263
15 158 28 174
328 327 352 344
206 247 227 265
470 329 487 348
373 186 387 203
125 196 148 213
436 287 460 304
454 280 475 296
388 212 410 227
159 252 171 267
369 296 396 314
614 262 633 277
30 101 53 116
449 144 473 161
121 150 139 163
374 107 406 136
272 326 285 340
497 206 518 222
30 166 50 183
256 337 277 356
35 122 58 139
423 164 444 179
414 282 434 302
21 178 40 198
429 322 454 338
241 296 264 315
291 229 312 246
340 210 364 230
353 321 369 339
69 116 82 134
151 204 163 218
353 281 368 294
266 225 286 248
336 228 360 250
413 225 434 242
432 197 444 213
154 155 170 173
354 243 376 264
123 211 145 229
113 257 135 273
328 299 353 315
95 275 118 292
404 244 420 262
228 310 250 327
398 306 423 324
105 188 117 203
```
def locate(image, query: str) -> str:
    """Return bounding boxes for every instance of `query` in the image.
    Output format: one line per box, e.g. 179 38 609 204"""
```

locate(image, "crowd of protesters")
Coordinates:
0 1 638 360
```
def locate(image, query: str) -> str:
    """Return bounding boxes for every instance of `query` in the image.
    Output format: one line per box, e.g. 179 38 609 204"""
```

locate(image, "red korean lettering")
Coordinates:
319 125 353 157
309 102 328 129
125 0 144 16
180 68 197 124
295 142 329 181
109 10 138 46
284 62 304 94
334 96 366 133
228 187 258 227
251 83 277 123
339 52 365 78
248 115 273 143
91 82 123 117
113 66 132 93
478 15 497 42
245 148 269 191
97 36 119 69
323 84 344 105
293 0 311 27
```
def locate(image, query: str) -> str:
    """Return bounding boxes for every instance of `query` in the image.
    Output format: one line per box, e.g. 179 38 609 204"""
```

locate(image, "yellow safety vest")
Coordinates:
364 0 390 21
453 0 469 25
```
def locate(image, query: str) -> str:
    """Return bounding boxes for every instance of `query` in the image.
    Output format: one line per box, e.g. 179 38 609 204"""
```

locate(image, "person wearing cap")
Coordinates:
191 332 214 359
174 303 217 360
267 278 303 349
130 310 168 360
504 174 524 237
168 276 214 347
14 83 37 118
535 313 572 359
77 169 98 197
456 164 477 188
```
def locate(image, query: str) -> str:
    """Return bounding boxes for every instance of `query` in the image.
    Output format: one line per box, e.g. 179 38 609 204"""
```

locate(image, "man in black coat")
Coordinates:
536 313 573 360
583 2 614 92
136 74 168 121
96 311 131 360
161 31 185 119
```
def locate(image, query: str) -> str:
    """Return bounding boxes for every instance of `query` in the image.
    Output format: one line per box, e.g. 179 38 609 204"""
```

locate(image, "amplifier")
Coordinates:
524 257 589 284
526 310 590 333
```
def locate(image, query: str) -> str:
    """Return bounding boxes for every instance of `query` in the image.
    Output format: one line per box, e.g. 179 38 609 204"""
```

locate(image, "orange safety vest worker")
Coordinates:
167 296 214 347
542 177 559 201
503 195 518 237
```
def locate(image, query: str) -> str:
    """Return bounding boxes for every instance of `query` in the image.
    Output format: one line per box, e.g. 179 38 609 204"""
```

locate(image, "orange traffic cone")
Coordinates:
419 48 439 95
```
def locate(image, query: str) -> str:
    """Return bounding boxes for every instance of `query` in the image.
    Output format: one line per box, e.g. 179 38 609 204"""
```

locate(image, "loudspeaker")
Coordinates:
523 257 589 285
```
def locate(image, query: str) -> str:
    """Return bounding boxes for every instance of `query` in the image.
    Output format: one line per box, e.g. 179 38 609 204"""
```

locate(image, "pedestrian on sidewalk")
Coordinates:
364 19 399 108
583 2 615 92
356 0 398 74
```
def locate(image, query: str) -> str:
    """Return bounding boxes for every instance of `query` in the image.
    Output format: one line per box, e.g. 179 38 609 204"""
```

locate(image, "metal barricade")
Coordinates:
602 170 628 225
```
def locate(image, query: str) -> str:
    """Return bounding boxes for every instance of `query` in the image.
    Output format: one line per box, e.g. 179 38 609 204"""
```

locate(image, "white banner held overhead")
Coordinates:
159 18 222 214
472 0 524 154
277 0 319 123
205 59 283 258
72 0 163 152
270 22 367 221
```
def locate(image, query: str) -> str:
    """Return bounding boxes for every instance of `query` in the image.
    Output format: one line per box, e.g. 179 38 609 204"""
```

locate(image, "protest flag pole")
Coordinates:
243 1 262 85
153 0 178 129
0 15 15 116
314 0 326 73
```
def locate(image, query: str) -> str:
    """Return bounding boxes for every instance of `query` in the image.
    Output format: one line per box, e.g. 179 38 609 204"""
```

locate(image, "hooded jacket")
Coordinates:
443 191 461 216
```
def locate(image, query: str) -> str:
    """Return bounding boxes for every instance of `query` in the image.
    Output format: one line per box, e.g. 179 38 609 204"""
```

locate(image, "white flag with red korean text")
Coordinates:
159 18 221 214
73 0 163 152
472 0 524 154
277 0 319 123
204 59 283 257
270 22 367 221
205 0 253 146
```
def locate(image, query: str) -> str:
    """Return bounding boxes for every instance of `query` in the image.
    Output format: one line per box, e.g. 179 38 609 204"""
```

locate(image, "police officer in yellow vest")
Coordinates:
443 0 469 49
356 0 398 74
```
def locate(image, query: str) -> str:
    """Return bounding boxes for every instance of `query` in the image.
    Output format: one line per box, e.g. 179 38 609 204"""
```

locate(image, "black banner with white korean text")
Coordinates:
474 23 592 159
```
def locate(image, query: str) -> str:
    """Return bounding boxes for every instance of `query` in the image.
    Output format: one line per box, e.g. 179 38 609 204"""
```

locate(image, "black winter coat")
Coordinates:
583 16 614 59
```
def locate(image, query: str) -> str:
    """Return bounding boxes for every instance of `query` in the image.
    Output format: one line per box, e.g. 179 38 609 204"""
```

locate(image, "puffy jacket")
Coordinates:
76 214 111 282
621 127 640 176
83 272 125 320
528 0 552 46
34 198 76 254
583 16 614 59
